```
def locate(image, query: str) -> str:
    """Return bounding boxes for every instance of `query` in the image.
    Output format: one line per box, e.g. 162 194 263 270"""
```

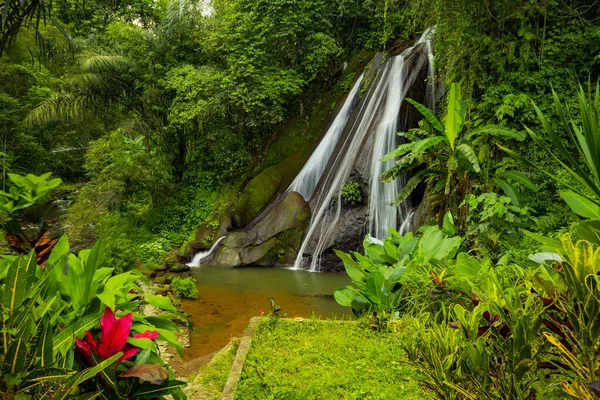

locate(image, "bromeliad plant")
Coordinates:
74 307 186 399
0 252 132 399
0 236 190 398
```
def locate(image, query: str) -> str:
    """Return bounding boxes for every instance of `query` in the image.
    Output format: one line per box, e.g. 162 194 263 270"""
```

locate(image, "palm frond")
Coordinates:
79 53 129 74
25 93 88 126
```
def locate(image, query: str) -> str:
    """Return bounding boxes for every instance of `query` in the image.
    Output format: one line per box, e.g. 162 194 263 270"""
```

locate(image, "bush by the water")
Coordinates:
172 277 199 299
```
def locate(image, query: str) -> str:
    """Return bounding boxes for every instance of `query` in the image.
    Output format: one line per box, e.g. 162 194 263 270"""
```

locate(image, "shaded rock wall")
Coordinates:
211 192 310 267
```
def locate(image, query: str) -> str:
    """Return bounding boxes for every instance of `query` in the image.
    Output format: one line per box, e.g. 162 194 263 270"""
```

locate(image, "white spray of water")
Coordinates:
288 73 364 201
399 210 415 236
187 236 227 267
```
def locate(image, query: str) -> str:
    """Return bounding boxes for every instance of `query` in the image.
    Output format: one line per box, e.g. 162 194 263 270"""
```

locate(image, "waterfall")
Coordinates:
288 73 364 201
368 28 436 239
294 29 435 272
187 236 227 267
399 210 415 236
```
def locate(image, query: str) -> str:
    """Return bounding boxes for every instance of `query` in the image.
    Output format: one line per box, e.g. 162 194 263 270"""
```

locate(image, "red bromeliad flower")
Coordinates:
75 307 159 368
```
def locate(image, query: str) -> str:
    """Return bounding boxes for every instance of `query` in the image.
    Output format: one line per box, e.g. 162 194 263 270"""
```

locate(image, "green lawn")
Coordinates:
235 318 426 399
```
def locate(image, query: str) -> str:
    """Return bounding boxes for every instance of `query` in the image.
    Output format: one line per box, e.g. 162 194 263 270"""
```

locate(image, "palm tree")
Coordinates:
0 0 72 56
26 52 132 125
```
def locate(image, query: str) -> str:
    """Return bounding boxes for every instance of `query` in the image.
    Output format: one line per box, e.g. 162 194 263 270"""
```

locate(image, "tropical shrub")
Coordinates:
0 244 188 398
381 83 523 221
502 83 600 244
172 277 198 299
334 225 463 317
532 236 600 399
0 172 62 264
139 238 171 269
340 181 362 206
463 192 536 260
399 234 600 400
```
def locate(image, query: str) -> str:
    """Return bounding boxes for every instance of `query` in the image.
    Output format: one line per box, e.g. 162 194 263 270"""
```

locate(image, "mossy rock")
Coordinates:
213 192 311 267
164 253 179 268
153 276 172 285
169 263 191 273
153 264 168 272
231 164 283 228
154 285 172 296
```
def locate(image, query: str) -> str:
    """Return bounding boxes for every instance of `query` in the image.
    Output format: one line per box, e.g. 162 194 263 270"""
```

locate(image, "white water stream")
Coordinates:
288 73 364 201
187 236 227 267
367 29 435 239
294 29 435 271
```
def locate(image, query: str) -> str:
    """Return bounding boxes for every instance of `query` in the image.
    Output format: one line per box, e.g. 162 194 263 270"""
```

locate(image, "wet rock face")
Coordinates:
211 192 310 267
231 165 284 229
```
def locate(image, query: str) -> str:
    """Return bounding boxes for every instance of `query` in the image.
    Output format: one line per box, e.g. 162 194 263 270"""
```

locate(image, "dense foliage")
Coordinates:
2 0 600 398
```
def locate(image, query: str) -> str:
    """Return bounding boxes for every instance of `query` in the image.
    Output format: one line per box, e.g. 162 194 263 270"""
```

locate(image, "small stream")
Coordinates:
176 266 350 370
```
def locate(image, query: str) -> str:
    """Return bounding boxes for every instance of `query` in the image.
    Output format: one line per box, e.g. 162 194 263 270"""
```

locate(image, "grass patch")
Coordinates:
197 338 240 393
235 318 425 399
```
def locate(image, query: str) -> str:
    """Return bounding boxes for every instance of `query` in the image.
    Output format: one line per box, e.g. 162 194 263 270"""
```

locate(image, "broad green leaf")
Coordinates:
464 126 526 141
334 288 356 307
577 219 600 244
496 171 539 192
392 169 431 206
380 141 416 161
559 190 600 219
456 143 481 173
139 316 180 332
143 293 178 312
406 98 443 133
134 346 153 366
411 136 445 154
47 235 70 267
2 255 30 312
131 380 187 399
36 320 54 367
55 353 122 400
442 211 457 236
521 230 562 252
53 314 102 355
127 337 154 349
333 250 364 282
5 318 31 374
496 178 520 207
444 83 464 150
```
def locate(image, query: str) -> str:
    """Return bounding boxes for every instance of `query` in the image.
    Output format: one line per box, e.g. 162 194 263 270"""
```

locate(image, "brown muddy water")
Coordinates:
172 265 351 375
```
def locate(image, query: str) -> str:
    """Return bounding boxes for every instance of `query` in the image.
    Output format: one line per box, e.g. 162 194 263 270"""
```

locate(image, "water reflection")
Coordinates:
178 266 350 363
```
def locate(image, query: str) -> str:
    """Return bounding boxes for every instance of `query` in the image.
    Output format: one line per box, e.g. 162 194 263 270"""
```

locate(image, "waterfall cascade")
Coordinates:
288 73 365 201
368 29 435 239
187 236 227 267
294 29 435 272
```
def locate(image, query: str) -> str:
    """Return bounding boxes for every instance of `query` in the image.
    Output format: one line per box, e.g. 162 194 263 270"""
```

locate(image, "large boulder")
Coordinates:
231 165 283 229
211 192 310 267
